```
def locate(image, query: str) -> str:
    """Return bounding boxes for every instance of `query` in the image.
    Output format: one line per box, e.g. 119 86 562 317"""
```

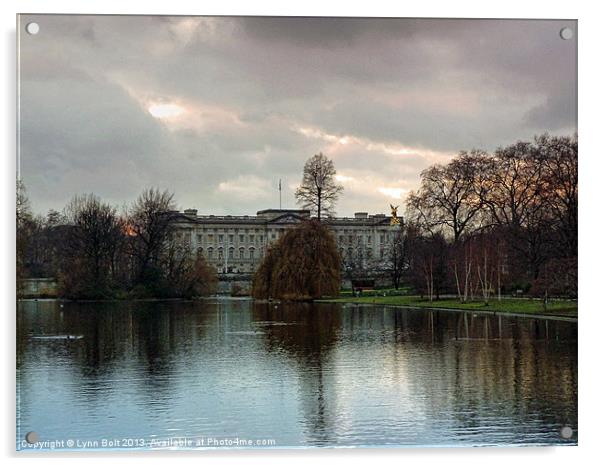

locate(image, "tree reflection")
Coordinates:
252 302 341 445
17 300 577 446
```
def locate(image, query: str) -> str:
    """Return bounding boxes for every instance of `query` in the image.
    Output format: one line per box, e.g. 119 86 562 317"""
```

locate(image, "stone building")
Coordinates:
171 208 400 290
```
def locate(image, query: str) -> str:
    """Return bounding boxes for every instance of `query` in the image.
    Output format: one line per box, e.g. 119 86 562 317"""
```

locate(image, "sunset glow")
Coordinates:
148 103 185 119
378 187 407 199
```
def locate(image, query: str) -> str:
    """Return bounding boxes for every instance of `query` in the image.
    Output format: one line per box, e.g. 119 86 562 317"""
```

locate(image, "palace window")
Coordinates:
239 234 245 243
249 247 255 260
197 234 203 243
207 247 214 259
229 234 234 243
239 247 245 259
208 234 214 243
228 247 234 259
218 234 224 243
249 234 255 244
218 248 223 259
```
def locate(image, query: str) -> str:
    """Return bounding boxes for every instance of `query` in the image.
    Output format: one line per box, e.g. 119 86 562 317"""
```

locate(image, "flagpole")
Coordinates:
279 179 282 209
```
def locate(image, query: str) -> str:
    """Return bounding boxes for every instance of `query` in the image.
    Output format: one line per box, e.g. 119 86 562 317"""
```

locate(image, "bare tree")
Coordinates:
17 186 219 299
406 150 490 244
17 182 68 285
473 232 496 305
162 235 217 298
295 153 344 220
16 179 31 229
482 142 545 228
450 236 472 302
450 229 504 304
408 231 449 301
60 194 124 298
16 180 32 294
126 188 177 287
536 134 578 258
481 141 551 279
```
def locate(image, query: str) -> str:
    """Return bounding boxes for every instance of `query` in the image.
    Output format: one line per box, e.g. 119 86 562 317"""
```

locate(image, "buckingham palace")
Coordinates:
171 208 399 288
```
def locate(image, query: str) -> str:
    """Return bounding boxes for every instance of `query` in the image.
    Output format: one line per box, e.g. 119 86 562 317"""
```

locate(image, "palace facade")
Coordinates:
171 208 399 278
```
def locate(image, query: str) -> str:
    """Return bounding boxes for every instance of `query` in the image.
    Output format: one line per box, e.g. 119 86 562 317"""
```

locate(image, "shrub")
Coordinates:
531 257 577 298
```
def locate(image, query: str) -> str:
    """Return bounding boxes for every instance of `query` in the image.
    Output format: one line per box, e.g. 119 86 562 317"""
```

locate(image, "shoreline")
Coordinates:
316 296 578 322
17 295 255 304
18 296 578 322
328 301 579 323
17 297 197 303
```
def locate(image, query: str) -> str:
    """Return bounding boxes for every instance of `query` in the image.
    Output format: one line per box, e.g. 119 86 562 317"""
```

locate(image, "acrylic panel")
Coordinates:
16 15 578 451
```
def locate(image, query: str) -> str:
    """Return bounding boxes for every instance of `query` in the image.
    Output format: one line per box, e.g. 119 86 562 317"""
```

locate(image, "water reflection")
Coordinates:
17 300 577 449
252 303 342 445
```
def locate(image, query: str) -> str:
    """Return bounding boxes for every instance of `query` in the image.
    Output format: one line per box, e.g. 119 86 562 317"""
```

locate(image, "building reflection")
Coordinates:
17 299 577 446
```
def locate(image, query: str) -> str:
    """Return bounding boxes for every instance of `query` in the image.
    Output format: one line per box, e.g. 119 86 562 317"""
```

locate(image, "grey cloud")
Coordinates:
237 17 475 48
524 84 577 131
18 15 576 216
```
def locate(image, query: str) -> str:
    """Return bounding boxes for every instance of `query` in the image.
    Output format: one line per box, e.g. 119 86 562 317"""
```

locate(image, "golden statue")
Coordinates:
390 204 401 226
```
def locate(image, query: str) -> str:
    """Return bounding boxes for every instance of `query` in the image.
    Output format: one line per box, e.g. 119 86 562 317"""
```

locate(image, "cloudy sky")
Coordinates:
19 15 576 217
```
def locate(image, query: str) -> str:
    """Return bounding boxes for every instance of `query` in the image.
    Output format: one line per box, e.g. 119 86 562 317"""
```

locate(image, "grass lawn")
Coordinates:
338 287 411 297
317 295 577 318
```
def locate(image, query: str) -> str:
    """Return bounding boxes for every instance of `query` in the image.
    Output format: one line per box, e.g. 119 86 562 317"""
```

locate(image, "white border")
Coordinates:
2 1 600 465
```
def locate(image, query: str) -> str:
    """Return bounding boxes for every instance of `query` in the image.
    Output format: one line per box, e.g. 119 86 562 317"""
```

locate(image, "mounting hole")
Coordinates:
25 22 40 35
25 431 39 444
560 426 573 439
559 27 573 40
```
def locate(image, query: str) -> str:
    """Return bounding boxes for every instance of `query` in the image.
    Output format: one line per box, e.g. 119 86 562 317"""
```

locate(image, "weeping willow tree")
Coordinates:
252 220 341 301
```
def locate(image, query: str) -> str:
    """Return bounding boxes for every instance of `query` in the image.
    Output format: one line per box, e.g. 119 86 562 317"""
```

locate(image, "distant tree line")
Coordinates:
17 186 216 299
17 134 577 302
387 133 577 300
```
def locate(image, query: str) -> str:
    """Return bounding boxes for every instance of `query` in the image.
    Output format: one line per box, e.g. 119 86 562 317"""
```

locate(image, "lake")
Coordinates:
16 299 577 450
